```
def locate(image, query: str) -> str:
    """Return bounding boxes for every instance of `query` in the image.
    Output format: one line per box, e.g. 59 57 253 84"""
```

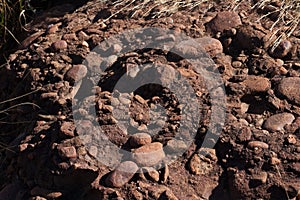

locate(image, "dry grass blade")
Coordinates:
0 102 40 114
253 0 300 49
109 0 211 19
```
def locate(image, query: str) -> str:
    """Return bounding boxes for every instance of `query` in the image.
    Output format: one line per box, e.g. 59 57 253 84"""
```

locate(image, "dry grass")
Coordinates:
110 0 213 19
253 0 300 50
103 0 299 50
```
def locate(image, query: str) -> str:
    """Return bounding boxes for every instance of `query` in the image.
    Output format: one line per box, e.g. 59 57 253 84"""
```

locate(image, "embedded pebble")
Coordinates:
105 161 139 188
263 113 295 132
243 75 271 93
132 142 165 167
251 171 268 185
286 134 297 145
57 146 77 158
141 167 160 182
129 133 152 148
51 40 68 51
277 77 300 106
247 141 269 149
60 122 75 137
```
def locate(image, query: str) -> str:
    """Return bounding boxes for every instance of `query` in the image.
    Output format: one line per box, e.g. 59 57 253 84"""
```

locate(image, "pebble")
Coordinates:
286 134 297 144
291 163 300 174
263 113 295 132
132 142 165 167
30 186 62 199
243 75 271 93
57 146 77 158
51 40 68 51
277 77 300 106
105 161 139 188
196 37 223 57
129 133 152 148
60 122 75 137
188 154 213 175
47 24 59 34
165 139 187 154
270 40 292 58
65 64 88 83
206 11 242 33
62 33 78 41
270 157 281 165
141 167 160 182
247 141 269 149
237 127 252 142
251 171 268 185
161 165 169 183
159 190 179 200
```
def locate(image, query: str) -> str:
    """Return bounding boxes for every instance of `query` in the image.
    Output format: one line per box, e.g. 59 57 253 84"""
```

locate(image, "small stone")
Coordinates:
243 75 271 93
51 40 68 51
159 190 179 200
270 40 292 58
286 134 297 144
160 165 169 183
206 11 242 33
82 41 89 48
196 37 223 57
132 142 165 167
57 146 77 158
62 33 77 41
41 92 58 99
105 161 139 188
291 163 300 174
247 141 269 149
141 167 160 182
30 187 62 199
88 146 98 157
263 113 295 132
129 133 152 148
60 122 75 137
237 127 252 142
270 157 281 165
65 64 87 83
277 77 300 106
188 154 213 175
165 139 187 154
47 24 59 34
232 61 242 68
134 95 146 104
251 171 268 185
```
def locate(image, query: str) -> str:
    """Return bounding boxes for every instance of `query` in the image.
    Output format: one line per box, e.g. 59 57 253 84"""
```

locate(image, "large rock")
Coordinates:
105 161 139 188
277 77 300 106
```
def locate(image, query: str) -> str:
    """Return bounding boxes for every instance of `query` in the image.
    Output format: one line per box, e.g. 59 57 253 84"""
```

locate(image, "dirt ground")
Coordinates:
0 0 299 199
